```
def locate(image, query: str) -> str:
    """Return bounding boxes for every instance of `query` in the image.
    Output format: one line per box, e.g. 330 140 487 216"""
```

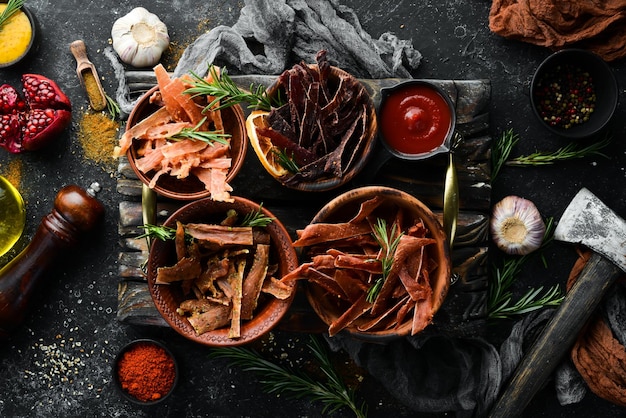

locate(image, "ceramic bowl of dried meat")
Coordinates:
245 51 378 192
147 196 298 347
286 186 451 341
122 84 247 201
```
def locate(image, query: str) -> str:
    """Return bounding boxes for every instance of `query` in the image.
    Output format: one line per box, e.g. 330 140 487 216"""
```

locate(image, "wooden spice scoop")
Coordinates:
489 188 626 417
70 40 107 111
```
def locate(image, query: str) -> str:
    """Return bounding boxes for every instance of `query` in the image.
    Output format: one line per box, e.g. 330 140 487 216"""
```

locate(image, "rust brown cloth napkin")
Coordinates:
567 250 626 407
489 0 626 61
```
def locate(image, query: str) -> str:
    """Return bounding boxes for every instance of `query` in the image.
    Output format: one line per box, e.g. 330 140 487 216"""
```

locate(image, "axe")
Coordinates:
489 188 626 417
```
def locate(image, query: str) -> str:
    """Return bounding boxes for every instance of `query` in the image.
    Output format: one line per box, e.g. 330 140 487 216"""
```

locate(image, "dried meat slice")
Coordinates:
411 297 434 336
333 268 370 303
397 258 432 303
261 277 294 300
371 233 436 316
192 166 233 202
195 256 230 296
328 294 371 337
142 121 194 140
306 267 349 301
175 221 187 260
185 224 254 246
155 256 202 284
293 222 372 247
241 244 270 320
187 304 232 335
227 259 246 339
115 106 173 157
134 146 164 174
334 253 382 274
357 294 410 332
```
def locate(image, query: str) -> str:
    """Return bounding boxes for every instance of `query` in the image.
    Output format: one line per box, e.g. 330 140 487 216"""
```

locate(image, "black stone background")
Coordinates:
0 0 625 417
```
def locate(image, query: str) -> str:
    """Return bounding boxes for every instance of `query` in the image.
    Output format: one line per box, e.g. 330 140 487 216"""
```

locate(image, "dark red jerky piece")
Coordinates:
256 125 317 167
265 50 370 183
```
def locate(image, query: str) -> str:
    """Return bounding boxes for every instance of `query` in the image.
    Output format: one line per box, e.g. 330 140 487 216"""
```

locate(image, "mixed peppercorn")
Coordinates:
534 64 596 129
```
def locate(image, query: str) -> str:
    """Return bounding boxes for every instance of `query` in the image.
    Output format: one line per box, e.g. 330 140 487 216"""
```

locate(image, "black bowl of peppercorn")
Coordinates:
112 339 179 406
530 49 618 139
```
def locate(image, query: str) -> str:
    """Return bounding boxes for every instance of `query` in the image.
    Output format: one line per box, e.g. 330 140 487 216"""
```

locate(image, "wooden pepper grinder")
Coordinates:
0 183 105 339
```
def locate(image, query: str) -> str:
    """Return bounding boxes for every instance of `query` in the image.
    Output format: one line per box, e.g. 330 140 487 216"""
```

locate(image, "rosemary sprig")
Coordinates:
491 129 612 180
168 117 231 146
136 224 177 241
209 336 367 418
506 134 611 166
488 217 565 320
273 148 300 173
105 94 120 120
489 284 564 319
0 0 24 30
367 219 403 303
491 128 519 180
185 65 283 112
240 203 274 227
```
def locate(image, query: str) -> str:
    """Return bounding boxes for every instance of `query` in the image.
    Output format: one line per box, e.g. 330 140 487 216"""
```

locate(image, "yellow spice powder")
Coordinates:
2 159 22 190
82 70 106 111
78 111 120 166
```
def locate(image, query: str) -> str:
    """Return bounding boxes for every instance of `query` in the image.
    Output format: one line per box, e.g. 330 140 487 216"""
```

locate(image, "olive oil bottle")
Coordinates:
0 176 25 257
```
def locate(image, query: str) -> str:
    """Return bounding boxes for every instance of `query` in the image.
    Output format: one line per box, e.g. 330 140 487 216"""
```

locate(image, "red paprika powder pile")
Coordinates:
116 341 177 402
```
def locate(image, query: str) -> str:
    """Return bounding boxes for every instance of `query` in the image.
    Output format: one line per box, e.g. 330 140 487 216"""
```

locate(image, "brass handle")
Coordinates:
141 184 157 247
443 133 461 250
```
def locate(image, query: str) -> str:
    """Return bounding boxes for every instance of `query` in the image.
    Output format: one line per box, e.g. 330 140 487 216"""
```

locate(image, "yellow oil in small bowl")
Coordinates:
0 4 34 68
0 176 25 257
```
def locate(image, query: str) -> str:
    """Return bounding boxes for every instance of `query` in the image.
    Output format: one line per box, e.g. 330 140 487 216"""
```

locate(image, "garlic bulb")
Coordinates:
491 195 546 255
111 7 169 68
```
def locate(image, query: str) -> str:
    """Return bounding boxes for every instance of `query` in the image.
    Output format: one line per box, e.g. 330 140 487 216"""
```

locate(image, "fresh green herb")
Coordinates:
0 0 24 30
209 336 367 418
273 148 300 173
506 134 611 166
168 117 231 146
105 94 120 120
488 217 565 320
137 224 177 241
491 129 612 180
185 65 283 112
491 128 519 180
240 203 274 227
367 219 403 303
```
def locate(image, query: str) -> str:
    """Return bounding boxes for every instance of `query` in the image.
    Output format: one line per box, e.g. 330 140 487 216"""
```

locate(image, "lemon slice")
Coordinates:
245 110 290 179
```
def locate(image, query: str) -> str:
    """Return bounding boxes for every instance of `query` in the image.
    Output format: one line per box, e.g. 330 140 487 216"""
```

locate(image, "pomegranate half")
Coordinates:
0 74 72 153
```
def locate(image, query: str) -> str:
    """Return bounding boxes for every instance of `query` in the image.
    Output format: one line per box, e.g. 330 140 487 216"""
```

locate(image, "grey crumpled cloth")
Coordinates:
173 0 422 79
326 333 502 417
325 306 592 416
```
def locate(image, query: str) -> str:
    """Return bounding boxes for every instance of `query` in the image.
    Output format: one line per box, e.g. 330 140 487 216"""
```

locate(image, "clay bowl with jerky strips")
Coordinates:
124 84 247 201
284 186 451 341
245 52 378 192
147 196 298 347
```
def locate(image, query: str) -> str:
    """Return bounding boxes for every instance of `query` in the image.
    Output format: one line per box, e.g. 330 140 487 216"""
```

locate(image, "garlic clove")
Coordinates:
111 7 169 68
491 195 546 255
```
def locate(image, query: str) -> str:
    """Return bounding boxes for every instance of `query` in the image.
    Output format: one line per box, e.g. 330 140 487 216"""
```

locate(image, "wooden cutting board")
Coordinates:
115 73 492 337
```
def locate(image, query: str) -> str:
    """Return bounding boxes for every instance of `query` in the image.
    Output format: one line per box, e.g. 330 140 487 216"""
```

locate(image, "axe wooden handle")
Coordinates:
489 252 623 417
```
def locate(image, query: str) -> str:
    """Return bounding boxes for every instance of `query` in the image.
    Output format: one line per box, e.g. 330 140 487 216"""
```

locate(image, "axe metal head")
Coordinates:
554 188 626 273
